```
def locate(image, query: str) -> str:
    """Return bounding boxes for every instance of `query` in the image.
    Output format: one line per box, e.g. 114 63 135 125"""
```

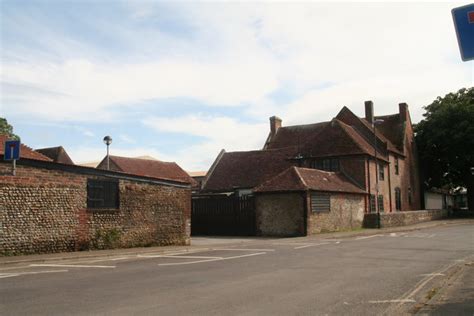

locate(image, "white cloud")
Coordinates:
143 115 268 170
1 57 278 120
2 1 473 171
3 2 471 123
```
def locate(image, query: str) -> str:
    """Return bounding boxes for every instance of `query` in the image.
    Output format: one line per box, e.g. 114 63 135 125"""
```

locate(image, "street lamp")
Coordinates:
103 135 112 170
373 119 384 229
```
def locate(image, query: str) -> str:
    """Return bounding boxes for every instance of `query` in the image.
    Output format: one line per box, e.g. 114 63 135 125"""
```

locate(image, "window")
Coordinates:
322 159 331 171
408 187 412 205
395 157 399 175
330 159 340 171
395 188 401 211
87 179 119 209
378 195 384 212
378 163 384 180
370 194 376 213
311 192 330 212
311 158 339 172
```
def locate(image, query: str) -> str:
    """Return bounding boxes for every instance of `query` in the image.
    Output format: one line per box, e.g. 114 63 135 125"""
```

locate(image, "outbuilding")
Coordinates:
254 167 367 236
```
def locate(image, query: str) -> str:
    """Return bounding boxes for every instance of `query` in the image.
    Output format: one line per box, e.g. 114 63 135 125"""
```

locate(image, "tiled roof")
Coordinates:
359 116 404 155
36 146 74 165
98 155 196 185
265 122 329 150
336 106 403 156
202 148 296 192
300 119 388 161
0 135 52 161
254 166 366 194
373 114 404 150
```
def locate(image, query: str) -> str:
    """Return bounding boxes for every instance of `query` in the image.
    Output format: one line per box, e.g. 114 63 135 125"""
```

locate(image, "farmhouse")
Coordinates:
197 101 421 235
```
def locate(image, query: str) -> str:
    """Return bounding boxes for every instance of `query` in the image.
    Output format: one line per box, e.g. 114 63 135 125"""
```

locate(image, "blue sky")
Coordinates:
1 1 472 171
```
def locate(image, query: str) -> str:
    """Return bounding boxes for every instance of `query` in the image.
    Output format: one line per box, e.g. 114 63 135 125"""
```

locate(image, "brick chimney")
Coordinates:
365 100 374 123
270 116 282 135
399 103 408 122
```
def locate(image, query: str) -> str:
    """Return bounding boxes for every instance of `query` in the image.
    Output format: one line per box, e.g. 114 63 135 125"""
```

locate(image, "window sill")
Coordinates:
87 208 120 213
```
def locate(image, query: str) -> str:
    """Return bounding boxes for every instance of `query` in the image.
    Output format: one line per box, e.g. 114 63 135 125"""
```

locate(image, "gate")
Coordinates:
191 195 256 236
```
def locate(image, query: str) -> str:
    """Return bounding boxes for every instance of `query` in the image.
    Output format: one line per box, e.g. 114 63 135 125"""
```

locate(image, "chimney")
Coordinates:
270 116 282 135
399 103 408 122
365 100 374 123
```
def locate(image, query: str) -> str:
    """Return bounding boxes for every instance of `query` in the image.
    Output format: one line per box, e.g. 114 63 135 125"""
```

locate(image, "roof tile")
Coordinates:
202 148 295 192
254 167 366 194
98 155 195 185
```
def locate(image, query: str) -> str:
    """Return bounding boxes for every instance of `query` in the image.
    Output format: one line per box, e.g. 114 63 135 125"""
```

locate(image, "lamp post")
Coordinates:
103 136 112 170
373 119 384 228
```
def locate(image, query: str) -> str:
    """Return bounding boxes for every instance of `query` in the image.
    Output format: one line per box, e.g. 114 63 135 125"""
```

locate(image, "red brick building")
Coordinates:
203 101 421 214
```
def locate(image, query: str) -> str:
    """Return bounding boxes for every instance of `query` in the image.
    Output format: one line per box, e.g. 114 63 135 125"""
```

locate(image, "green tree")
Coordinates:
0 118 20 140
415 87 474 210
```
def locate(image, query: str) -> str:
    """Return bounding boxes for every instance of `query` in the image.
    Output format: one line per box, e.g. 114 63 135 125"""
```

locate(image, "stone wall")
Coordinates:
255 193 305 236
307 192 365 234
363 209 447 228
0 162 190 255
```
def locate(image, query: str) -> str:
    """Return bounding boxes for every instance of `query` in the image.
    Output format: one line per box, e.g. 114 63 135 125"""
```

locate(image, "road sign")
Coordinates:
4 140 20 161
452 4 474 61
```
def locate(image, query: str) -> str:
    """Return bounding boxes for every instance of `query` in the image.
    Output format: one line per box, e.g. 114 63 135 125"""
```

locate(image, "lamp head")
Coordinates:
103 135 112 146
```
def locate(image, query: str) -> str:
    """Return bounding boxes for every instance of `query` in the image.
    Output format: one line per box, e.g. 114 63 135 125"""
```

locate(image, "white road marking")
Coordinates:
387 256 474 312
335 241 341 244
86 256 132 263
419 273 445 277
158 252 266 266
30 264 115 269
214 248 275 252
294 242 330 249
140 255 223 259
368 299 416 304
0 270 68 279
355 235 381 240
158 258 222 266
272 242 312 246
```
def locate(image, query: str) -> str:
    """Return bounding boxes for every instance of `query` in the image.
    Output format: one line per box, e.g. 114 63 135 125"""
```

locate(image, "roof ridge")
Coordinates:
332 120 372 155
280 121 330 129
293 167 308 188
296 167 338 174
225 147 296 154
110 155 177 164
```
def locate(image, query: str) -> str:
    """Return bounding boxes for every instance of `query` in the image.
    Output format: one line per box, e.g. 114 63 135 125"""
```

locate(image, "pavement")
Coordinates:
0 218 473 315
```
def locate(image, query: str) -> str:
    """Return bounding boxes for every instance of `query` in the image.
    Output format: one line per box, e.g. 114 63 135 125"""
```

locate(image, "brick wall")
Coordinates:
0 162 190 255
367 159 391 212
256 193 305 237
363 209 447 228
307 192 365 234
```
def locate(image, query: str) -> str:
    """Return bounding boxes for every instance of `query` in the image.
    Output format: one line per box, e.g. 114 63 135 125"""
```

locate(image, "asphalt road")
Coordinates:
1 223 473 315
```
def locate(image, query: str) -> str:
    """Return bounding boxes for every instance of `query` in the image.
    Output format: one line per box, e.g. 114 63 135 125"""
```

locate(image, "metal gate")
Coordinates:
191 195 256 236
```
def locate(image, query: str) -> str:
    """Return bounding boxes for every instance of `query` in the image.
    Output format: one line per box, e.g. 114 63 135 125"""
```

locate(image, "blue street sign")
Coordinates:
452 4 474 61
4 140 20 161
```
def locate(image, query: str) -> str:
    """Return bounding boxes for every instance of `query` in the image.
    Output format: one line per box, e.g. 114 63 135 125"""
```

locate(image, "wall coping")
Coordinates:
1 158 191 189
